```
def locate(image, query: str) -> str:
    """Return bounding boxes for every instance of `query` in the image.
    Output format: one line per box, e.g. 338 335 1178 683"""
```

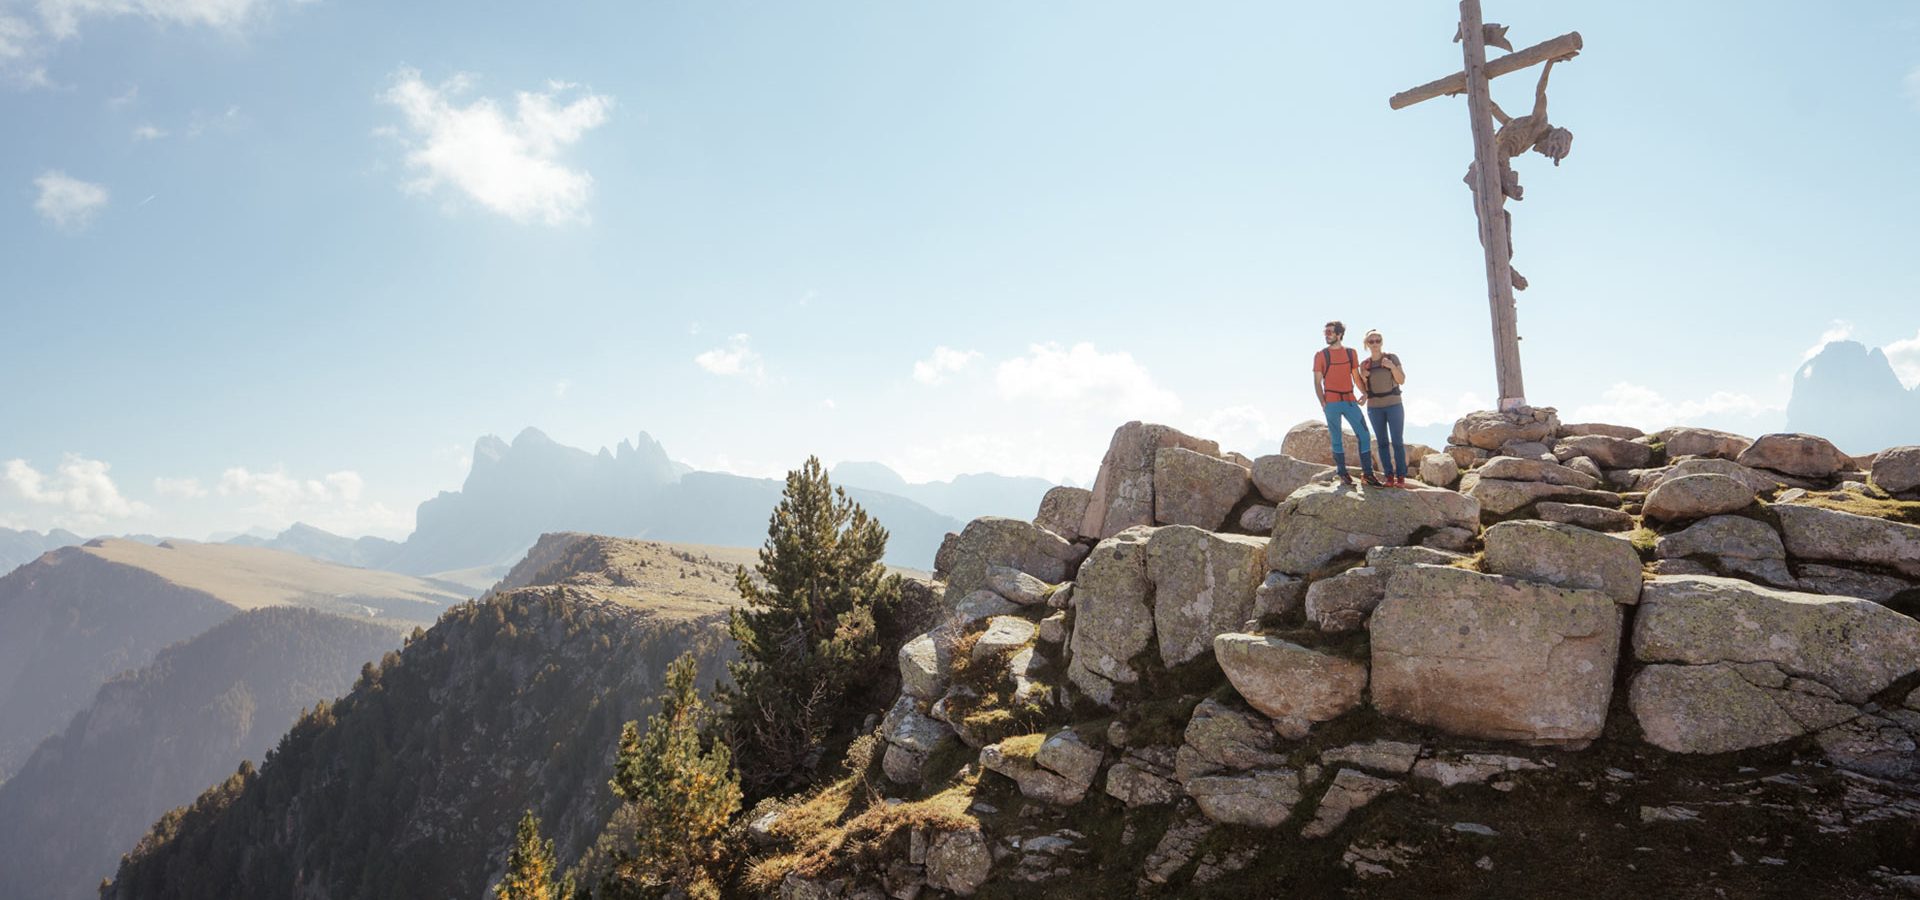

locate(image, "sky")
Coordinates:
3 0 1919 540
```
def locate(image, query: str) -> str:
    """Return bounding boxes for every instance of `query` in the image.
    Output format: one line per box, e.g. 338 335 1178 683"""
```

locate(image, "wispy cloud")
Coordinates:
4 1 282 87
994 341 1181 418
3 455 150 526
379 68 613 225
695 334 766 381
1566 382 1783 433
132 123 166 141
215 465 411 537
1886 328 1920 390
33 170 109 231
912 346 981 385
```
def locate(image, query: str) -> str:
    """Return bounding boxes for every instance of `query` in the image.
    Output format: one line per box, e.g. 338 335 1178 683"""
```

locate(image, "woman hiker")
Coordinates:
1311 320 1382 488
1359 329 1408 487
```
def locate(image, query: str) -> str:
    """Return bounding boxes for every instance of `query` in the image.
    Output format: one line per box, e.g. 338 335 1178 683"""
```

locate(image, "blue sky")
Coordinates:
3 0 1918 539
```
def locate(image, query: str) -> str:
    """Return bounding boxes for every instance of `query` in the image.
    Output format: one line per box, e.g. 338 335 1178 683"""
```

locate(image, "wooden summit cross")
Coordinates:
1390 1 1582 411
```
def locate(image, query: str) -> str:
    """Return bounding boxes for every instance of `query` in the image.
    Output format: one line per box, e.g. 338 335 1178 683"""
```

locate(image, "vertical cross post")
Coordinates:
1458 0 1526 409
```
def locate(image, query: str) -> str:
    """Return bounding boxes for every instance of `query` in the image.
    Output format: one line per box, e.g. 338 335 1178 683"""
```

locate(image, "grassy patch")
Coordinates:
1791 492 1920 526
1624 527 1659 561
746 779 978 890
995 731 1047 762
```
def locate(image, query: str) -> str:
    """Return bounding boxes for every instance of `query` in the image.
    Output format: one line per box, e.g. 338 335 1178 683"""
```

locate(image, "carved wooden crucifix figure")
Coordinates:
1390 0 1581 410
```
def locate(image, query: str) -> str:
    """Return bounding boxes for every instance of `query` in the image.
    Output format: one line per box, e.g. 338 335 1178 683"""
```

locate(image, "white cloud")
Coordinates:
153 476 207 498
695 333 766 381
554 379 571 399
132 123 165 140
218 466 363 505
3 455 150 525
1886 328 1920 390
213 466 408 537
33 171 109 231
379 68 612 225
913 346 982 385
37 0 266 40
994 342 1181 418
1565 382 1784 433
107 84 138 107
1800 319 1854 362
1907 66 1920 109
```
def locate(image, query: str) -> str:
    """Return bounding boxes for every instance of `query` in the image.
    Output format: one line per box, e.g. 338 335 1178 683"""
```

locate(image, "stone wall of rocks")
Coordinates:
769 416 1920 898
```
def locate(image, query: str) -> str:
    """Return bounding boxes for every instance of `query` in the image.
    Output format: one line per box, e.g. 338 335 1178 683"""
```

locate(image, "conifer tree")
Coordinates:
604 651 740 898
495 809 570 900
720 455 901 794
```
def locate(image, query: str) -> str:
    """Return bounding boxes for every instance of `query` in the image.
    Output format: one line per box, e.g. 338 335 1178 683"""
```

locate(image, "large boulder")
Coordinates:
1185 770 1303 828
1477 457 1602 490
1065 527 1158 706
1265 482 1481 576
1561 423 1644 440
1301 769 1401 838
1629 662 1856 755
1213 634 1367 737
1369 565 1622 746
1656 427 1753 461
1418 453 1460 488
980 729 1102 806
881 695 957 784
1632 575 1920 704
942 517 1080 607
1034 486 1093 538
899 632 950 700
925 828 992 896
1872 446 1920 494
1153 447 1252 531
1081 422 1220 539
1796 564 1915 603
1466 477 1621 518
1535 501 1634 532
1451 408 1560 451
1283 419 1369 470
1654 516 1793 587
1483 519 1643 606
1303 566 1388 632
971 616 1038 661
1175 698 1290 784
1642 473 1755 522
1661 457 1786 495
1146 526 1269 666
1251 453 1336 503
1556 434 1654 470
1775 504 1920 578
1737 433 1854 480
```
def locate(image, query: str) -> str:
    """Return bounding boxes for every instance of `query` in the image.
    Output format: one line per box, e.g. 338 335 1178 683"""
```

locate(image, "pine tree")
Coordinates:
604 651 741 899
495 809 571 900
719 456 901 794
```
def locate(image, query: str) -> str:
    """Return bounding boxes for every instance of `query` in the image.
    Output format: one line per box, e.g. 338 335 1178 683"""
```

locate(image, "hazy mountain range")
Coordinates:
0 539 458 780
0 607 408 900
103 535 743 900
829 461 1056 525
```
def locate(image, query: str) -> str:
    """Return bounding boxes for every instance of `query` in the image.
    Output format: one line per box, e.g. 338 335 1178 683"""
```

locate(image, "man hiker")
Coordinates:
1312 320 1382 487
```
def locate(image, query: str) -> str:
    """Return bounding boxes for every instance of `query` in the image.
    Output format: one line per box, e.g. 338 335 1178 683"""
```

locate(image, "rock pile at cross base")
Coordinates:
755 412 1920 898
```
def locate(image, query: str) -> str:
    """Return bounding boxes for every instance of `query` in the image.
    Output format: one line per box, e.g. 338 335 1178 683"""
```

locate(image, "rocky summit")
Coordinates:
757 413 1920 898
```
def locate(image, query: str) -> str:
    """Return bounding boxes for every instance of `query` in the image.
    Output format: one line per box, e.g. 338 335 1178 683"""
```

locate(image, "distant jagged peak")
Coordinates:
471 433 511 468
511 425 556 447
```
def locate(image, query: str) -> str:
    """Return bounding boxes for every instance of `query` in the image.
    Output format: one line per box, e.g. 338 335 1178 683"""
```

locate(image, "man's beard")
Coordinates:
1326 334 1340 346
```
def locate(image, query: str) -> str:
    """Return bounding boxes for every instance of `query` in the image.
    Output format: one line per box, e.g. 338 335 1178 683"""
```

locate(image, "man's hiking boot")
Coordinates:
1362 472 1384 488
1337 471 1355 487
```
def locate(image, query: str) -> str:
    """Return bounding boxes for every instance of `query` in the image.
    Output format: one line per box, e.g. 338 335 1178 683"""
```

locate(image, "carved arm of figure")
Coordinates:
1529 59 1554 120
